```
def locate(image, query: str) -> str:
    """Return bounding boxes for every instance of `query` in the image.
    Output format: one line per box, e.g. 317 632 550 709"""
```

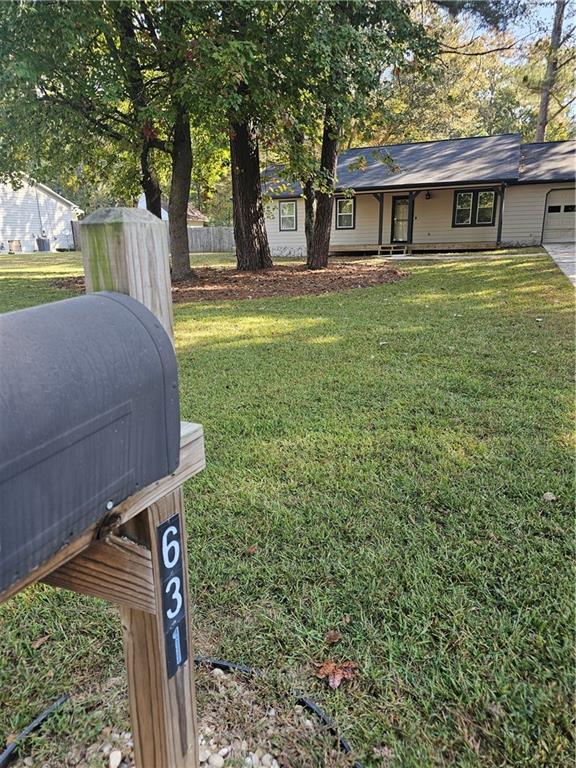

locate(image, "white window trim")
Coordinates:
279 200 297 231
476 191 496 225
335 197 355 230
455 192 473 226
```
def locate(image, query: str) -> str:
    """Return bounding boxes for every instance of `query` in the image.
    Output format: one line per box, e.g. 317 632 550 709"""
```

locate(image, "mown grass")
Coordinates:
0 250 573 767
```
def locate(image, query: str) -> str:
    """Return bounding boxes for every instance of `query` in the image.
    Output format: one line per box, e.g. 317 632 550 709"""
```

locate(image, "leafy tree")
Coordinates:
531 0 574 140
191 1 293 270
352 5 575 145
269 1 437 269
0 1 201 279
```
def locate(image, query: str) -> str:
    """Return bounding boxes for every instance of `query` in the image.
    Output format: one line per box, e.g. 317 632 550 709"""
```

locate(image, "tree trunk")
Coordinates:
169 107 193 281
303 179 315 262
230 119 273 271
307 112 338 270
140 144 162 218
535 0 566 141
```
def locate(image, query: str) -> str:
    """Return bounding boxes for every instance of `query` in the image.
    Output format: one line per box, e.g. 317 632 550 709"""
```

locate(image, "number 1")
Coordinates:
172 625 182 665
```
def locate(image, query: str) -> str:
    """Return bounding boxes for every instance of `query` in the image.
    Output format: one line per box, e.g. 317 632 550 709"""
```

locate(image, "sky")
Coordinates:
514 0 562 39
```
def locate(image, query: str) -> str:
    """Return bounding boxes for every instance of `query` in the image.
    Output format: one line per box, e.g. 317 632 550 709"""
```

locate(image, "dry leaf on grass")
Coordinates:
324 630 342 645
31 634 50 650
314 660 358 689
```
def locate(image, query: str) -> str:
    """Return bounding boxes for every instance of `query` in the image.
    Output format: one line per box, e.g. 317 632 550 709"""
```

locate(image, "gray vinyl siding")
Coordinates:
331 194 380 245
500 182 575 245
265 198 306 257
0 183 76 252
265 182 575 254
411 189 498 244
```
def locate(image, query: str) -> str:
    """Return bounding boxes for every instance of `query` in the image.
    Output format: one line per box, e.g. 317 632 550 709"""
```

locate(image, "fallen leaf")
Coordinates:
373 744 394 763
542 491 557 502
315 660 358 689
324 630 342 645
31 635 50 650
245 545 257 555
5 733 18 745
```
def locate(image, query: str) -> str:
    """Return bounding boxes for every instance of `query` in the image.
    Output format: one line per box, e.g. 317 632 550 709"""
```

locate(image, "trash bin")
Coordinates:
36 237 51 252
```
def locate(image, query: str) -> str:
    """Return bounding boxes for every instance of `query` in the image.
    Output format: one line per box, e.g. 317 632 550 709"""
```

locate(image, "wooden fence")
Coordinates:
187 226 234 253
74 220 234 255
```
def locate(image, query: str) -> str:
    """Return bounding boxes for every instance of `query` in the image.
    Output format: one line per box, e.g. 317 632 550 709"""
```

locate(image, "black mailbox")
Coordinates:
0 292 180 594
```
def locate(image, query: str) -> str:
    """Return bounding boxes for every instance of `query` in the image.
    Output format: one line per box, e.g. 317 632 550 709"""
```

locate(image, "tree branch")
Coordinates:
548 94 576 122
556 51 576 70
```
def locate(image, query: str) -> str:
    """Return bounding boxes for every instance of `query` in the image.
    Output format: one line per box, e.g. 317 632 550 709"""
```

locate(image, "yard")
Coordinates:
0 251 573 767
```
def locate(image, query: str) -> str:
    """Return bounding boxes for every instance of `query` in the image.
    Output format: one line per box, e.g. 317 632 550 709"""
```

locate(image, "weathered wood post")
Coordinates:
79 208 199 768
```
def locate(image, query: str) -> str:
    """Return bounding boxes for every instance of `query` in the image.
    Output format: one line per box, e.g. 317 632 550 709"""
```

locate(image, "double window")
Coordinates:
279 200 297 231
453 189 497 227
335 197 355 229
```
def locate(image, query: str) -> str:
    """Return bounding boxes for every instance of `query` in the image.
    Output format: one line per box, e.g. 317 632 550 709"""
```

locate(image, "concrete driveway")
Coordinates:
544 243 576 286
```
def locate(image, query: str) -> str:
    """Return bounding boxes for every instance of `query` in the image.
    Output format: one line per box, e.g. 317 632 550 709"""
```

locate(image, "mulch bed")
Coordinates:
52 261 408 303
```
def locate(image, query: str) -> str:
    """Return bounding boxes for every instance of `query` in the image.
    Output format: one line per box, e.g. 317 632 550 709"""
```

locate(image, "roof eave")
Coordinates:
270 177 517 198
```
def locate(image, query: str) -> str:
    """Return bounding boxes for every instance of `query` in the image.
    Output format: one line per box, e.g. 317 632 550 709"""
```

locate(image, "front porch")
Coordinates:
329 240 502 256
328 184 505 256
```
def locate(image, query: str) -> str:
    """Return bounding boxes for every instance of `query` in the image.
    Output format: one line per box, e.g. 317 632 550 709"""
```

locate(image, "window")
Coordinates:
454 192 473 225
452 189 497 227
476 191 496 224
279 200 297 231
547 205 561 213
336 197 355 229
563 204 575 213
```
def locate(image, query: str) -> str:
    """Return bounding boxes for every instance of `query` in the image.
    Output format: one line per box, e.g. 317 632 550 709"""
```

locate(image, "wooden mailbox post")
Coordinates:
0 208 203 768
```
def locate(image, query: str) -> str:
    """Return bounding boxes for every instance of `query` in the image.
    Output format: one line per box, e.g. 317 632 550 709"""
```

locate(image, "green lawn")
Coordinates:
0 250 574 767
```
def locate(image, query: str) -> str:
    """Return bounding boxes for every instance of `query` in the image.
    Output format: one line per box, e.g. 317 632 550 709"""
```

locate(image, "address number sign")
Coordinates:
157 514 189 678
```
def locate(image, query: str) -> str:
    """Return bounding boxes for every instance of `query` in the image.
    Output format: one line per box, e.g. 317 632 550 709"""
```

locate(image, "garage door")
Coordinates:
543 189 576 243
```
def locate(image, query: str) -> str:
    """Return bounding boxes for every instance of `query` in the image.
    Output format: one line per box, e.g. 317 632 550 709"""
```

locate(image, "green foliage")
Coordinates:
347 9 575 147
0 2 210 210
269 1 438 193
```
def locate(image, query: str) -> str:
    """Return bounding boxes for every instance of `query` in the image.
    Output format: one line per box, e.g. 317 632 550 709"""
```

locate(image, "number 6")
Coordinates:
162 525 180 569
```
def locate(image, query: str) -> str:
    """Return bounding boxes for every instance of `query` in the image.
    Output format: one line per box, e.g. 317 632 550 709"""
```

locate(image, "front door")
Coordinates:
391 196 411 243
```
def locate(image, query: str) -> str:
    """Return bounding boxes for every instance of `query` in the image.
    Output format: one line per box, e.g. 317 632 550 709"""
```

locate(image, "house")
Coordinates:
0 178 81 253
264 134 575 256
137 194 209 226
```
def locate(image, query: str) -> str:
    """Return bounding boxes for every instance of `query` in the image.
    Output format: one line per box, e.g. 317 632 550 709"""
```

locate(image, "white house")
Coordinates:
0 178 81 253
264 135 575 256
137 194 208 226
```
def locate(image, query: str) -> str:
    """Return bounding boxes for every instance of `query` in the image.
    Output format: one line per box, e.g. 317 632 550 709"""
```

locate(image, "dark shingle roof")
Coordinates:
265 134 523 197
519 141 576 182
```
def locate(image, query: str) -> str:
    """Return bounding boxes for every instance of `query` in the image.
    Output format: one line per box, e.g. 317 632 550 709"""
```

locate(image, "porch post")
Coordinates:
407 192 415 244
496 184 506 245
378 193 384 245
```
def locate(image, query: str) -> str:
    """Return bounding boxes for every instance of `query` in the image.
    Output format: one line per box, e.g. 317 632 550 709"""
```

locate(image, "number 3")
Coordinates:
165 576 182 619
162 525 180 569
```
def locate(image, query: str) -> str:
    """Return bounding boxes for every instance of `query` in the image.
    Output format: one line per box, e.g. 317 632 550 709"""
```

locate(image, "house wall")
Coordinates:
265 198 307 257
410 188 498 245
265 182 575 255
331 194 381 245
265 187 500 254
0 182 76 252
500 182 575 244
